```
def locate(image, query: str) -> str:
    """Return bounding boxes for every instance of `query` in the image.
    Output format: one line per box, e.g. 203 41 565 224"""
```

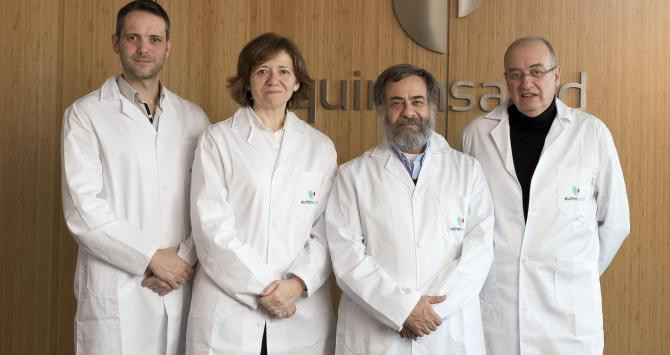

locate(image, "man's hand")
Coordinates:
258 277 305 319
142 274 173 296
148 247 193 289
402 295 446 338
399 326 418 340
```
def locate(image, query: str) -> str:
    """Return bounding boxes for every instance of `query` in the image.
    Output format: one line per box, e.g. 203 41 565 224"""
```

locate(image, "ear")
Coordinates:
293 82 300 92
165 38 171 58
112 34 120 54
553 65 561 88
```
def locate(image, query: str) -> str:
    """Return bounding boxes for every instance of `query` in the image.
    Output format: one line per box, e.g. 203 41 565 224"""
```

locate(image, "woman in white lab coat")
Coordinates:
186 33 337 355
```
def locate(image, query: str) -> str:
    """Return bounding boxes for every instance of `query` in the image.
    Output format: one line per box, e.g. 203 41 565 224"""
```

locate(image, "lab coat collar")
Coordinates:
99 76 173 131
487 103 517 179
484 98 572 124
371 132 451 190
231 106 306 133
485 98 573 178
231 107 306 164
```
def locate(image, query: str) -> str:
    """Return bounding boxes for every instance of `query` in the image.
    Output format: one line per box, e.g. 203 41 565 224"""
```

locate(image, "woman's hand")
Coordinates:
258 277 306 319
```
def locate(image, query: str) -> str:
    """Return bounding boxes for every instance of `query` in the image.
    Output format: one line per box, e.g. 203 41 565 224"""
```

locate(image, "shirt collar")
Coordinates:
248 107 286 133
116 74 165 109
390 140 430 180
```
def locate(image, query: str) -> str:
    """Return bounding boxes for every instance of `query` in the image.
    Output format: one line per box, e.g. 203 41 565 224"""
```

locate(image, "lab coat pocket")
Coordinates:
293 171 323 221
554 258 601 314
77 256 119 328
185 315 215 355
438 196 470 245
557 168 595 216
342 297 394 354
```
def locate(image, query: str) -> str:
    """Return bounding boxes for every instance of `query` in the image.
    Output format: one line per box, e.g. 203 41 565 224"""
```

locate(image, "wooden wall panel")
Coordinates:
446 1 670 354
0 0 65 354
0 0 667 354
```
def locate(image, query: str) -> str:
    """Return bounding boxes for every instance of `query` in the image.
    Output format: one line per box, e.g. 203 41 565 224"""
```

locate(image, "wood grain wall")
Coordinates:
0 0 666 354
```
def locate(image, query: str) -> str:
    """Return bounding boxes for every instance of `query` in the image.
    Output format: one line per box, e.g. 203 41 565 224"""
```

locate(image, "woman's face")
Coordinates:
249 51 300 112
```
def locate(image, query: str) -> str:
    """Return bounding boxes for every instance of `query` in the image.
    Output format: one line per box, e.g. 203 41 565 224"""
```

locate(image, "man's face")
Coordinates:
113 10 170 83
382 75 434 153
505 41 560 117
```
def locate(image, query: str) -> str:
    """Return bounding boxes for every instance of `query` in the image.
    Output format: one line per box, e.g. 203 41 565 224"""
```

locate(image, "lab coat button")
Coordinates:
417 241 423 248
161 184 168 191
521 256 528 263
257 321 263 327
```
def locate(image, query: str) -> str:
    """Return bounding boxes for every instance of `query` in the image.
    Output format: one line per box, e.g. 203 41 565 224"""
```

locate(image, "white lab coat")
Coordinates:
62 76 210 355
186 107 337 355
460 99 630 355
326 132 494 355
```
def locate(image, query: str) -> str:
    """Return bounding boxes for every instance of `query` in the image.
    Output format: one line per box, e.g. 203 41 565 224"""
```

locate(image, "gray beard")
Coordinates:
383 113 435 153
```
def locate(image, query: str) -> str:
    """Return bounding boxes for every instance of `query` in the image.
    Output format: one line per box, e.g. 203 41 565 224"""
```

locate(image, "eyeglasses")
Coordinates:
504 66 556 81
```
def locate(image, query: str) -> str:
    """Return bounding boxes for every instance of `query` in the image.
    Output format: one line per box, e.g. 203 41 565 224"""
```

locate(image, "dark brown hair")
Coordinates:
227 33 313 109
373 64 440 108
116 0 170 39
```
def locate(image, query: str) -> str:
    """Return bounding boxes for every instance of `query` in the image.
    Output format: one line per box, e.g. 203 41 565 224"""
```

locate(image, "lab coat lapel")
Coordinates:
540 99 571 155
414 133 448 191
156 90 180 135
233 108 274 164
372 142 414 191
275 112 305 170
99 77 155 130
488 106 518 179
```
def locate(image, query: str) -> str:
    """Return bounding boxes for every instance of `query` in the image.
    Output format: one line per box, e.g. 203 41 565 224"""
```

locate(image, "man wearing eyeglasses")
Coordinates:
461 37 630 354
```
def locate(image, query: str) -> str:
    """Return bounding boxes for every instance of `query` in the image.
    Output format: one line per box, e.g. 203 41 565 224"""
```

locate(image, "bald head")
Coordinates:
504 37 556 71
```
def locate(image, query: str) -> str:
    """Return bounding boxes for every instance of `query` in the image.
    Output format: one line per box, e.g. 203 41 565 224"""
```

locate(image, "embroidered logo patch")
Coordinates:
450 217 465 231
564 185 586 201
301 190 318 205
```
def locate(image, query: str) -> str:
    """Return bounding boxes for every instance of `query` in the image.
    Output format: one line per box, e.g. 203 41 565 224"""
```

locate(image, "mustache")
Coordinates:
393 116 423 127
132 53 154 61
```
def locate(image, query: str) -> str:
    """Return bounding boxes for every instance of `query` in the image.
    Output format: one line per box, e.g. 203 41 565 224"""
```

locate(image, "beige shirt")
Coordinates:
116 75 165 130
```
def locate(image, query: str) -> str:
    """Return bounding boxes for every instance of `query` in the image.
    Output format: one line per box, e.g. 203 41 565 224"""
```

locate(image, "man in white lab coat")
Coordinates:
461 37 630 355
326 64 495 355
61 1 209 354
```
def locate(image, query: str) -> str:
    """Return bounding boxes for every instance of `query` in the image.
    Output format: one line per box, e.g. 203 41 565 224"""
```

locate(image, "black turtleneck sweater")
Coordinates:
508 98 557 221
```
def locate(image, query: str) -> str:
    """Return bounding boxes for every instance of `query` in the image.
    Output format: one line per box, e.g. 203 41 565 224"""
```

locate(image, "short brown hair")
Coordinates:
227 33 313 109
116 0 170 40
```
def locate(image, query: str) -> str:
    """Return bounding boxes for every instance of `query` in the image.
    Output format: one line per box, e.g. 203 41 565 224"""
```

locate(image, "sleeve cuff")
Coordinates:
177 238 199 266
284 272 310 297
389 291 422 331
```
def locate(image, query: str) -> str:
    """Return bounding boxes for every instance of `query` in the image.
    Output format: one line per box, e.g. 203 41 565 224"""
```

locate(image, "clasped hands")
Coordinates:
258 277 305 319
142 247 193 296
399 295 447 340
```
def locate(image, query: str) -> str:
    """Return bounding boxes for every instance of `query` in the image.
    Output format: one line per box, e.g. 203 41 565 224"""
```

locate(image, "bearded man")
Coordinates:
325 64 495 355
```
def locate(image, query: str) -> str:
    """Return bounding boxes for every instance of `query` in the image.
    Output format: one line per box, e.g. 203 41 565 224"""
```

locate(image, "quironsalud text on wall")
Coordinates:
300 71 587 124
